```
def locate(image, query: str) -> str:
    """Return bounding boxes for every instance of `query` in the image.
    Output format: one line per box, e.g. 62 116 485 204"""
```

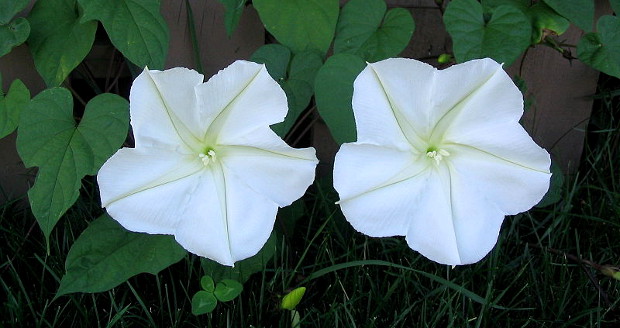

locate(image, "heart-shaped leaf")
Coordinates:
444 0 531 65
17 88 129 244
577 15 620 79
334 0 414 62
27 0 97 86
274 51 323 136
0 17 29 57
218 0 246 37
200 275 215 293
191 291 218 315
77 0 169 69
0 78 29 138
214 279 243 302
0 0 29 24
611 0 620 15
314 53 366 144
253 0 338 54
56 214 187 297
542 0 593 31
251 44 291 82
252 46 323 137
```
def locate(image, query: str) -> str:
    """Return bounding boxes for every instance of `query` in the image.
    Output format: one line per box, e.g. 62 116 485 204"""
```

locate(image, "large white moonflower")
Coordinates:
98 61 318 266
333 58 551 265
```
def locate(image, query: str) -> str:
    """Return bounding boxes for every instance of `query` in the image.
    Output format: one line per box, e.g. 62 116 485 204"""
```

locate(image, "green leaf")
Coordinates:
77 0 169 69
314 53 366 144
200 275 215 293
611 0 620 15
273 51 324 137
191 291 218 315
526 2 569 44
253 0 338 54
0 0 29 24
481 0 528 12
0 17 29 57
214 279 243 302
17 89 129 245
334 0 414 62
281 287 306 310
577 15 620 79
251 44 291 82
56 214 187 297
27 0 97 86
201 232 277 283
252 46 322 137
542 0 594 31
536 161 564 207
444 0 531 65
218 0 246 38
0 79 30 138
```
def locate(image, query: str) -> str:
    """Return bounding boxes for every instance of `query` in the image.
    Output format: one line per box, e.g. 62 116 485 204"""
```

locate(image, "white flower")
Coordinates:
333 58 551 265
97 61 318 266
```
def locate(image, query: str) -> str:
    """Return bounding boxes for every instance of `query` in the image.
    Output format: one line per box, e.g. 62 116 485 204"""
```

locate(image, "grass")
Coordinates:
1 77 619 327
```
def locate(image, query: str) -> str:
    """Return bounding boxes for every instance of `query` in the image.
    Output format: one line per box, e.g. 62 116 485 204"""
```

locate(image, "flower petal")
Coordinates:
174 164 278 266
334 143 425 201
405 164 506 265
98 147 204 234
334 143 430 237
449 142 551 215
430 58 517 134
352 59 435 149
196 61 288 144
218 127 317 206
130 68 205 151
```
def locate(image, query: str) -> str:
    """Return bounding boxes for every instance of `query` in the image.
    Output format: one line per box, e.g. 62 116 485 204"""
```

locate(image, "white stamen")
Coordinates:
426 148 450 164
199 150 217 166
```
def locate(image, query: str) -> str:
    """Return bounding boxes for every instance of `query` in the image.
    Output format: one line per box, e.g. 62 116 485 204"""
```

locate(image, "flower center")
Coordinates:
198 149 217 166
425 146 450 165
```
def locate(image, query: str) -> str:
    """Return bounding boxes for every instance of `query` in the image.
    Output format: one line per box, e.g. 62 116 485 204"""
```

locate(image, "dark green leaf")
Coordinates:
191 291 218 315
274 80 312 137
0 0 29 24
214 279 243 302
577 15 620 78
253 0 338 54
611 0 620 15
281 287 306 310
542 0 593 31
334 0 414 62
27 0 97 86
17 89 129 244
218 0 246 37
536 161 564 207
250 44 291 82
0 79 30 138
481 0 528 12
0 17 29 57
314 53 366 144
201 232 277 283
200 275 215 293
77 0 169 69
273 51 323 136
56 214 187 297
444 0 531 65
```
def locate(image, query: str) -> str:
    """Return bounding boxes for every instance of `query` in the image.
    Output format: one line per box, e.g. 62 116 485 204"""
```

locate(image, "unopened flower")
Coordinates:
334 58 551 265
98 61 318 266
